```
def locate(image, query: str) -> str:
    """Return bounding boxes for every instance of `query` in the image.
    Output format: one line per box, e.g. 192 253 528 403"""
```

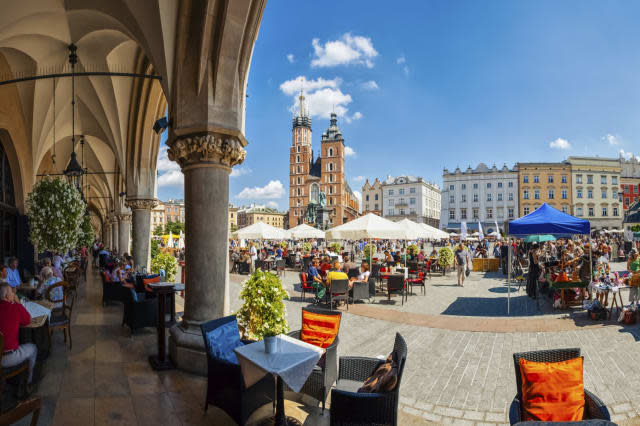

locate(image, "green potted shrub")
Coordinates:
329 242 342 253
302 242 312 253
407 244 419 257
236 269 289 352
151 252 178 281
363 243 376 264
438 246 454 275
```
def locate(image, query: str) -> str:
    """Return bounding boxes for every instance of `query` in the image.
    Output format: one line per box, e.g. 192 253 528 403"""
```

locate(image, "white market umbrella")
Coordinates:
419 223 450 239
167 232 174 248
397 218 432 240
178 231 185 249
449 232 458 236
287 223 325 239
232 221 288 240
325 213 407 240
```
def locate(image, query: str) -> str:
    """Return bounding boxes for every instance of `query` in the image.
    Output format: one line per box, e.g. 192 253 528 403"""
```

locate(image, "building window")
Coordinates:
473 183 478 189
508 193 513 201
601 175 606 184
523 175 529 183
410 198 416 205
601 190 607 199
562 206 568 213
523 190 529 199
297 166 301 173
613 207 618 216
389 199 394 206
388 209 394 216
561 189 567 199
577 189 582 198
461 209 467 219
548 189 554 199
328 148 334 156
374 203 379 210
587 175 593 184
588 207 594 217
486 208 493 218
449 184 454 190
576 175 582 184
534 189 540 199
602 207 607 216
487 183 492 188
497 193 503 201
399 188 405 195
498 182 503 188
561 175 567 183
472 209 479 219
461 194 466 202
329 174 334 182
410 187 416 193
296 155 300 163
409 209 416 215
449 209 455 219
523 207 530 215
365 194 369 201
473 193 478 202
612 176 618 185
533 175 539 183
625 197 630 205
461 184 466 190
548 175 553 183
487 193 492 202
576 207 583 216
296 145 300 153
375 194 379 200
508 208 514 218
399 209 405 215
388 190 393 196
588 189 593 199
508 181 513 188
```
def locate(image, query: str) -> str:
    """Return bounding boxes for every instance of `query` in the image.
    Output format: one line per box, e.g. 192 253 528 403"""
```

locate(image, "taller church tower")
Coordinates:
289 91 312 227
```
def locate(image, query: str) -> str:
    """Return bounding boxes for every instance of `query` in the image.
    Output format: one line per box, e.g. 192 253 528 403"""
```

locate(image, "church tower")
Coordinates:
289 91 312 226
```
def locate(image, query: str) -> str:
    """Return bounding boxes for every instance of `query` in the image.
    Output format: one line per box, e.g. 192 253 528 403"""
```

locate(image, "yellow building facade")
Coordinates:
517 162 572 217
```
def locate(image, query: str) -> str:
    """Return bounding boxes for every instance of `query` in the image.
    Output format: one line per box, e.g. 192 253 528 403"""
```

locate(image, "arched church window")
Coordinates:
329 148 334 157
310 183 319 203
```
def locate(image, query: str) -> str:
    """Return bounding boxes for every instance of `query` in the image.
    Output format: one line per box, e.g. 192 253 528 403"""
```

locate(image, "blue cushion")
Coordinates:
205 319 244 364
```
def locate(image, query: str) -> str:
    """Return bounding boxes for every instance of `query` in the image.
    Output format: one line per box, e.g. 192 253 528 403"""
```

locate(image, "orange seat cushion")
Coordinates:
520 357 585 421
300 310 340 349
143 276 161 285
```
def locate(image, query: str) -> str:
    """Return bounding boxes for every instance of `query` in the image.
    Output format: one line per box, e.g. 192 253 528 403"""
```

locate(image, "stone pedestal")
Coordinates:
117 213 132 255
111 220 119 254
167 132 245 375
126 199 158 270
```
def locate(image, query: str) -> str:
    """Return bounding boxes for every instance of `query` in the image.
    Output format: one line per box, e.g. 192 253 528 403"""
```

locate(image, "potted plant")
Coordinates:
438 246 454 276
363 243 376 264
407 244 419 256
236 269 289 352
302 242 312 253
151 252 178 281
329 242 342 253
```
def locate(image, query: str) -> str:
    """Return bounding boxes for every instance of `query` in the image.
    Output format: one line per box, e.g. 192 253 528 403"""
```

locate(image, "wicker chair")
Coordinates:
386 275 406 305
0 397 41 426
406 271 426 295
509 348 611 424
286 307 341 412
200 315 274 426
48 282 76 350
299 272 317 303
122 288 158 334
0 332 29 401
329 279 349 311
330 332 407 426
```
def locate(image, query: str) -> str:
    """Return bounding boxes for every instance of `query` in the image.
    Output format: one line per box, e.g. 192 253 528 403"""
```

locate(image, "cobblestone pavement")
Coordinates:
221 267 640 425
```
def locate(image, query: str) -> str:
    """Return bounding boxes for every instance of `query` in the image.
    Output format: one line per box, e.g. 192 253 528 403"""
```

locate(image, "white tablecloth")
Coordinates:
235 334 323 393
24 301 52 321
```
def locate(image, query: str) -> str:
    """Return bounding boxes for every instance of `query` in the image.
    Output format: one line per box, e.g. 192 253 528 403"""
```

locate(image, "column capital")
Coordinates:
116 213 132 222
125 198 159 211
167 131 245 170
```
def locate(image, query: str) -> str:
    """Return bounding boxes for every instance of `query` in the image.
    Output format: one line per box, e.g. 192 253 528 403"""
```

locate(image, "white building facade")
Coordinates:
381 176 441 227
441 163 518 233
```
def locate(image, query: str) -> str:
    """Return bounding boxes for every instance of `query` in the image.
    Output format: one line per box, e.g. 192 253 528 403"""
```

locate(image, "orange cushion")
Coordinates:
300 310 340 349
520 357 585 421
143 276 161 285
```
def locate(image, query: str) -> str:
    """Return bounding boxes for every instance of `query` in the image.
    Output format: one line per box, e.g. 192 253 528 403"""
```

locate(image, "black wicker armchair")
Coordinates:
122 288 157 334
330 332 407 426
200 315 274 426
509 348 611 425
285 307 341 412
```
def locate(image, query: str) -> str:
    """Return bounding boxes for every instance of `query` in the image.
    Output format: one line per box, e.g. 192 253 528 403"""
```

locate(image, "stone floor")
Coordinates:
11 263 640 425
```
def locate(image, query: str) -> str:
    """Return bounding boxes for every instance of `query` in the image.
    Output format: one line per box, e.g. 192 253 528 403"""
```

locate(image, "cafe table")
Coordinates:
235 334 323 426
147 282 185 370
20 300 54 360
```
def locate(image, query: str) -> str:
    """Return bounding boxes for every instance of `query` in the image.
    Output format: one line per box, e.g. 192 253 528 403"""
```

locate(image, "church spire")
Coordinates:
292 86 311 130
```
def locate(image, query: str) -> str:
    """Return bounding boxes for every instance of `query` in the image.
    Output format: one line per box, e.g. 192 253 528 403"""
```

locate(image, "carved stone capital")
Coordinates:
167 132 246 169
116 213 132 222
125 198 159 211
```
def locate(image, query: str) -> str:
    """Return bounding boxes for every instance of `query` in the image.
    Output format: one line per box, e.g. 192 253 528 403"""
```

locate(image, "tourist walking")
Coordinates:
454 243 470 287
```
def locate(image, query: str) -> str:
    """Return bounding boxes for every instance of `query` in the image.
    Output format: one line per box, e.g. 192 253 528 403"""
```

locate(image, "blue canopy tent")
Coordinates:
506 203 591 314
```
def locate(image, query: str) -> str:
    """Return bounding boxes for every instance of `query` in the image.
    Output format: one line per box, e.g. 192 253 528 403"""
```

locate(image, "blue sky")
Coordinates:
157 0 640 208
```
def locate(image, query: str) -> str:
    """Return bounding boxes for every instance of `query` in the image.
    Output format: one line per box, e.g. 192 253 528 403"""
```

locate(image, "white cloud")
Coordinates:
157 170 183 187
286 53 295 63
230 167 251 177
361 80 379 90
157 145 179 173
396 56 406 64
352 111 363 120
352 175 365 182
311 33 378 68
266 201 279 209
619 149 640 161
603 134 618 145
344 146 356 157
236 180 285 199
281 76 362 121
280 76 342 96
549 138 571 150
403 66 409 75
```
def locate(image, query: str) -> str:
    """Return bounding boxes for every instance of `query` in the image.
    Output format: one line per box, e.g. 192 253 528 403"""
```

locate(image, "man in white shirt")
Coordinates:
249 243 257 272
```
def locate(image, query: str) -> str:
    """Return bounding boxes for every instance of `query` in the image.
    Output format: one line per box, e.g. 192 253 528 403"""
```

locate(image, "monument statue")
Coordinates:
318 191 326 207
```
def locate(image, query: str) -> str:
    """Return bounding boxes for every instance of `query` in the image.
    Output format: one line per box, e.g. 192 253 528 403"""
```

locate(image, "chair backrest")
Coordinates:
370 264 381 278
387 275 404 291
199 315 239 358
276 259 285 269
330 279 349 295
45 280 71 305
347 268 359 279
143 275 161 292
393 333 408 391
301 306 342 347
512 348 581 400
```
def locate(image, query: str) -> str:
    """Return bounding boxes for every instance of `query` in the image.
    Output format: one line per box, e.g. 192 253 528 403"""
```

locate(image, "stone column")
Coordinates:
117 213 132 255
104 222 112 248
168 133 245 374
125 199 158 270
111 219 119 254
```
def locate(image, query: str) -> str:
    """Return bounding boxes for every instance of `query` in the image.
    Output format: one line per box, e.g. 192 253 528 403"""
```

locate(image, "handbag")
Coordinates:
465 267 470 277
624 310 637 325
630 272 640 287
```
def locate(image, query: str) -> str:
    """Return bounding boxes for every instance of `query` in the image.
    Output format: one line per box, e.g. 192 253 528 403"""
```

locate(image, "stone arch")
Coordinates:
0 129 26 213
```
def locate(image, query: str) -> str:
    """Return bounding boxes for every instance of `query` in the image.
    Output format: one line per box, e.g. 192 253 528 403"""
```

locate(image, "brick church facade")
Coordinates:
288 92 359 228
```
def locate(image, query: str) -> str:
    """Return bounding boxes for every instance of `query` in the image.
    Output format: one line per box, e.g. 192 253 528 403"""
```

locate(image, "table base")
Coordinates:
148 354 174 371
258 416 302 426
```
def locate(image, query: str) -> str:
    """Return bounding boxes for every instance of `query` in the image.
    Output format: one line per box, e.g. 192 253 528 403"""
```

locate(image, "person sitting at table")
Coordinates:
307 259 325 301
0 283 37 387
349 262 370 287
6 257 21 289
319 256 332 276
384 251 394 265
341 254 357 274
429 248 438 258
326 261 350 300
275 245 283 259
417 250 425 262
110 261 124 283
0 264 8 285
35 266 63 308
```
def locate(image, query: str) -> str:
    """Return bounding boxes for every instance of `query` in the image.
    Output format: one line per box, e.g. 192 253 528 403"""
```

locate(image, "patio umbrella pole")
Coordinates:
508 237 511 315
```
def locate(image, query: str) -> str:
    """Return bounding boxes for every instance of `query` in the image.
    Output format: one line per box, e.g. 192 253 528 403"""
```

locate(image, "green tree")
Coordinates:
150 239 160 259
164 221 185 235
632 225 640 232
153 225 164 236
